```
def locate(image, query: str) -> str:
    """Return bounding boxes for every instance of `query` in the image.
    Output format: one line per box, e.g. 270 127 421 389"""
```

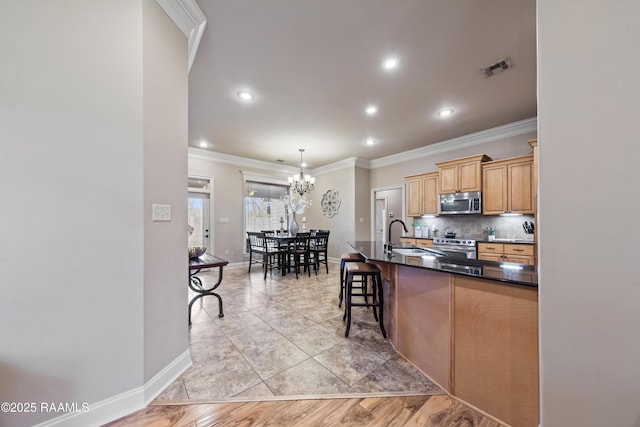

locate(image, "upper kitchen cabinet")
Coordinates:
528 139 538 215
436 154 492 194
482 155 534 215
405 172 439 217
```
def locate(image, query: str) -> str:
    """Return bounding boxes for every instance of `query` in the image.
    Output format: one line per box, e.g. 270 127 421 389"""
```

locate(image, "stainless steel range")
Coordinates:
432 238 477 259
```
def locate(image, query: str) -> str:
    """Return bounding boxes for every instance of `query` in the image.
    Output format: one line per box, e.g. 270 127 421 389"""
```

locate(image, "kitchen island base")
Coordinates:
368 260 538 427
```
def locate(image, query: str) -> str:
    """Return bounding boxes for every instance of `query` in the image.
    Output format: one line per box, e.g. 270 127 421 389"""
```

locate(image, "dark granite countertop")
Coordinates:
406 236 536 244
475 238 536 244
348 241 538 288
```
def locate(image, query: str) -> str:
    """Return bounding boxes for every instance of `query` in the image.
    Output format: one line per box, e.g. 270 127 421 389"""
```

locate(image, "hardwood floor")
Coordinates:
105 394 505 426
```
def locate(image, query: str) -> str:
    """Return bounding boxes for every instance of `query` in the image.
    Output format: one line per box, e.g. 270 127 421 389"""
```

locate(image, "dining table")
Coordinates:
188 253 228 325
265 233 298 275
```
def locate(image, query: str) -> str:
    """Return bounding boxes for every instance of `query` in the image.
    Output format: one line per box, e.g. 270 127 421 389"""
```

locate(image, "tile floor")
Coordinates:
156 261 442 401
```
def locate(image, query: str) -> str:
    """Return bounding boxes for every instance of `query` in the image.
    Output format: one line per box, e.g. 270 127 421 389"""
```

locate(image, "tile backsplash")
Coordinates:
410 215 535 241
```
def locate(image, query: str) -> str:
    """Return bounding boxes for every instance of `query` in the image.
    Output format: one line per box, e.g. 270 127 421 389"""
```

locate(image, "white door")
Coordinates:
375 197 387 243
188 176 212 251
188 193 210 249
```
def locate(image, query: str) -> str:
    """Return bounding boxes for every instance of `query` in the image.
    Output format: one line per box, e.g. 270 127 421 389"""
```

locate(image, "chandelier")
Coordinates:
288 148 315 196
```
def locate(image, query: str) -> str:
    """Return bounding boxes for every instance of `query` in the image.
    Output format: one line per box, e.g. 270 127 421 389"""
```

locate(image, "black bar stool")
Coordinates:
339 252 364 307
343 262 387 338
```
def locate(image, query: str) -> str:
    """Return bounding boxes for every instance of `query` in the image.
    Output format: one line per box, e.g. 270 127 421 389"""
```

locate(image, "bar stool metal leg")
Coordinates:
375 272 387 338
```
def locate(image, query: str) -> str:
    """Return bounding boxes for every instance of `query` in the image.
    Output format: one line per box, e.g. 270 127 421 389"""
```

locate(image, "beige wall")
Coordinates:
354 166 371 240
0 1 189 425
538 1 640 426
142 0 189 385
313 167 357 258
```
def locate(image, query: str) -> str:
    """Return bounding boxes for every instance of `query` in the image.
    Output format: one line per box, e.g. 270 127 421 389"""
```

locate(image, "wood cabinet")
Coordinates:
383 263 539 426
436 154 491 194
405 171 439 217
399 238 433 248
528 139 538 215
482 155 534 215
415 238 433 248
453 276 539 427
478 242 536 265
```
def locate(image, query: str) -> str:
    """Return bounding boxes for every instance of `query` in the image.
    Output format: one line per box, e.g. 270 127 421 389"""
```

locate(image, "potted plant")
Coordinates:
412 221 422 238
486 226 496 241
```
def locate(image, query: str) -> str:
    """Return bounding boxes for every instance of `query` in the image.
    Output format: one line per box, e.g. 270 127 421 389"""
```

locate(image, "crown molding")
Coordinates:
188 147 370 176
189 118 536 173
312 157 371 176
155 0 207 72
369 117 537 169
240 171 290 186
188 147 299 174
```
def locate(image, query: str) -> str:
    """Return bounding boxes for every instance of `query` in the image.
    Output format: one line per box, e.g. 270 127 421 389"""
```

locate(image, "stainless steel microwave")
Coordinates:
438 191 482 215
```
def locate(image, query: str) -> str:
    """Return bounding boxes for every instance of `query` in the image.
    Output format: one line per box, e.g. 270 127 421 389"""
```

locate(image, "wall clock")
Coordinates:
321 189 340 217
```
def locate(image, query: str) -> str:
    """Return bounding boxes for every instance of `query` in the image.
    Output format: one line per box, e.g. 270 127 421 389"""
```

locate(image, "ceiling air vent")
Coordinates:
483 58 511 77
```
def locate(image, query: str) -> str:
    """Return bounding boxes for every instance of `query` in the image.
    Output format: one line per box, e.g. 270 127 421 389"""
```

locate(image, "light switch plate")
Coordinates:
152 204 172 221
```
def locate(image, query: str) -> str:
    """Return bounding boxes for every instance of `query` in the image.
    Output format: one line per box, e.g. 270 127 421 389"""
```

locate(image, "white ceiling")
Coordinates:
188 0 537 169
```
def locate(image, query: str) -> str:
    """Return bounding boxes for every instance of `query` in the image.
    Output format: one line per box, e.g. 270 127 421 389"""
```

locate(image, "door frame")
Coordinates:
370 185 405 242
188 174 214 253
374 196 388 243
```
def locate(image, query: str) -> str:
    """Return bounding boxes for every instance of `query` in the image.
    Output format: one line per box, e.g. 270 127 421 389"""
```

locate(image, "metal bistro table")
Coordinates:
188 253 228 325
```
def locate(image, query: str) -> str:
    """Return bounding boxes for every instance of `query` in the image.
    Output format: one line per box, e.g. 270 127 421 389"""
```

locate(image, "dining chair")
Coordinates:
310 231 330 274
287 232 311 279
247 231 284 279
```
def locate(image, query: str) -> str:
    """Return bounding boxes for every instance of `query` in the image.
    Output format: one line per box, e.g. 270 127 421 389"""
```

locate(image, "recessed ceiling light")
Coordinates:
365 105 378 115
437 108 454 118
237 90 254 101
364 138 377 146
382 57 399 70
198 140 210 148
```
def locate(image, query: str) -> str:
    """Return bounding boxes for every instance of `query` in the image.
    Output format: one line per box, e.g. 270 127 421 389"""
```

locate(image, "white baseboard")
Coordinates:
35 349 192 427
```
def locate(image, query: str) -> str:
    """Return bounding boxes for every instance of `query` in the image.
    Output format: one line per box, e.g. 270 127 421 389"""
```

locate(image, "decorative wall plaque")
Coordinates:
321 189 340 217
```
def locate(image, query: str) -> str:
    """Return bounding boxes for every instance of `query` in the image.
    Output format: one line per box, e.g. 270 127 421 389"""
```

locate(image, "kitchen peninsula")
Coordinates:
349 241 538 427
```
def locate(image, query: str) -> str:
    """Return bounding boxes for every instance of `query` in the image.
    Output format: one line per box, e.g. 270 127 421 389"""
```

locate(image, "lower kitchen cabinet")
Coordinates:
416 238 433 248
478 242 536 265
399 238 433 248
399 238 416 245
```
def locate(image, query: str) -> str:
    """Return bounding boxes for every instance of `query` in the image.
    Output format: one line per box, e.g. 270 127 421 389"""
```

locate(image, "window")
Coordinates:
245 181 289 233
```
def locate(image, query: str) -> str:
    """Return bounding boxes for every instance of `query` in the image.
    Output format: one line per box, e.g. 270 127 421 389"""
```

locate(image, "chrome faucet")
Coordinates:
387 219 408 252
